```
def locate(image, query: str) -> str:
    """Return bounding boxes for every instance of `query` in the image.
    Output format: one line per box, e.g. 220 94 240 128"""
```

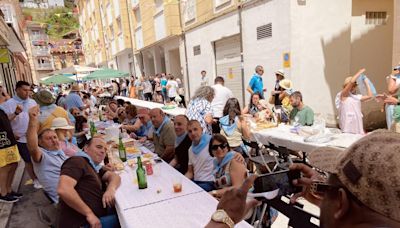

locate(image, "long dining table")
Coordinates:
115 96 186 117
114 146 252 228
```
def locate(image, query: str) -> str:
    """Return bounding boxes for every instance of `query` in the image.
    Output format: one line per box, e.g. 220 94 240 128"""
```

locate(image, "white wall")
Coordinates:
290 0 352 124
184 12 240 97
116 51 132 74
242 0 291 105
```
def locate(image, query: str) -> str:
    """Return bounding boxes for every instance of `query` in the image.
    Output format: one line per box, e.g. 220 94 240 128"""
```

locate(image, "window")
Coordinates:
134 8 141 25
154 0 163 14
0 5 13 23
365 11 387 25
116 17 122 35
193 45 201 56
257 23 272 40
109 25 114 40
183 0 196 24
114 0 120 17
214 0 231 11
131 0 138 8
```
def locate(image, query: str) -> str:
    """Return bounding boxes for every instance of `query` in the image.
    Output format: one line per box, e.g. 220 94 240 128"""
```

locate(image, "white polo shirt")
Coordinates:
211 84 234 118
0 96 37 143
188 144 214 182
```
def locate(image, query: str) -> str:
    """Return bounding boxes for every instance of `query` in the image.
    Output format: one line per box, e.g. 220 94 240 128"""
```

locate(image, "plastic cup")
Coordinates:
172 177 182 193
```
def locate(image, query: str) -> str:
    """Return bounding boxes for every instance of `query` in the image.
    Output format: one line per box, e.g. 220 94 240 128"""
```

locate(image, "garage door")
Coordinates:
215 35 244 107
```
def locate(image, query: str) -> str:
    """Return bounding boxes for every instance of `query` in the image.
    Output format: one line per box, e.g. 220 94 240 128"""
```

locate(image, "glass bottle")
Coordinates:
118 135 127 162
136 156 148 189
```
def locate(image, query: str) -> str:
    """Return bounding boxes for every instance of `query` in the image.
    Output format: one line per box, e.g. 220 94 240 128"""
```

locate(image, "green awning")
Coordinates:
41 74 75 85
82 68 129 80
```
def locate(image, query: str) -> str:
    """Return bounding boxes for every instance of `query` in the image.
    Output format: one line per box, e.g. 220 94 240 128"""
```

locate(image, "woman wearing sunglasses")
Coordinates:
209 134 247 198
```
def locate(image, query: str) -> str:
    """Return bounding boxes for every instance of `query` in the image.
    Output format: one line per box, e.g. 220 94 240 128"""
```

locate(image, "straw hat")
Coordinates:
70 84 80 92
274 69 285 77
279 79 293 90
51 117 75 130
33 90 55 106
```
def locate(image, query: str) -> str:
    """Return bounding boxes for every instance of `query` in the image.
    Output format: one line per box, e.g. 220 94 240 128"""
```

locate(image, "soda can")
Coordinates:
145 162 153 175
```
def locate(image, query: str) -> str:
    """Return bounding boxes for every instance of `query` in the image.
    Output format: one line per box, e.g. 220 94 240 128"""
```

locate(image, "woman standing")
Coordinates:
129 77 137 98
166 75 179 102
142 77 153 101
186 86 215 135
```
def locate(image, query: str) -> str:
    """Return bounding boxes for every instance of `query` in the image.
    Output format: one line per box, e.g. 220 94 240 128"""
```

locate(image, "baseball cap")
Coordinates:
308 130 400 222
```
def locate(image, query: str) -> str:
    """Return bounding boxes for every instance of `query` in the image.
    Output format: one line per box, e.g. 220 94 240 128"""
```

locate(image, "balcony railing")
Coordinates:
35 62 54 70
32 47 50 56
30 34 48 42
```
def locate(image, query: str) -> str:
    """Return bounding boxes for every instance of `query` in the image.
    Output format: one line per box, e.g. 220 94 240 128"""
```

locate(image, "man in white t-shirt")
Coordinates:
211 76 233 133
166 75 179 102
185 120 215 191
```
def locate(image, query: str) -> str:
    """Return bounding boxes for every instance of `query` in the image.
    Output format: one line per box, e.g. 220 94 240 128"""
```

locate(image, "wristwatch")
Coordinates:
211 209 234 228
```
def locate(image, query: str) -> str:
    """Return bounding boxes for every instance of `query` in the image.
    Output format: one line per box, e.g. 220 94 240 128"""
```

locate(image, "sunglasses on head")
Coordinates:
211 143 227 151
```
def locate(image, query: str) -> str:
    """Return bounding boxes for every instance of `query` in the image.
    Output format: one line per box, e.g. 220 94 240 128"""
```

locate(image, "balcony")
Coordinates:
31 47 50 56
35 62 54 71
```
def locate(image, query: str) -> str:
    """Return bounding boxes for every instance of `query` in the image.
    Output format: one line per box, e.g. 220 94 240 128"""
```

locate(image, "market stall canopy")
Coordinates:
40 74 75 85
82 68 129 80
46 65 98 76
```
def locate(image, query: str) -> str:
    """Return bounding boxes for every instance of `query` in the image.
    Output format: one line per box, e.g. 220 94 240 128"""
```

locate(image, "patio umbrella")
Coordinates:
41 74 75 85
82 68 130 80
46 65 99 76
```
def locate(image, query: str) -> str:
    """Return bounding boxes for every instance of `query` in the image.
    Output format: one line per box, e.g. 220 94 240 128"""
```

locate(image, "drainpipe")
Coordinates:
238 3 245 105
178 1 191 98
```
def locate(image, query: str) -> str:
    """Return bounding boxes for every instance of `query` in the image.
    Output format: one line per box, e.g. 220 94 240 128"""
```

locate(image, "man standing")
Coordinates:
211 76 234 133
57 137 121 228
27 106 68 203
201 70 209 86
289 91 314 126
169 115 192 174
149 108 176 162
247 65 266 99
0 81 41 189
65 84 87 111
0 108 21 202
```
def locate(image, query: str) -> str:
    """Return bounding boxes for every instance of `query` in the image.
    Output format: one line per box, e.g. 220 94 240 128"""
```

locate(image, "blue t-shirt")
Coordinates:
65 92 84 111
161 78 168 92
248 74 264 97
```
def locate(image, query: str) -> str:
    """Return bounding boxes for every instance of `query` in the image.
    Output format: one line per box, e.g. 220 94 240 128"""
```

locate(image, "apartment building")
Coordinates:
181 0 399 128
25 21 55 81
0 0 32 95
128 0 183 80
78 0 134 75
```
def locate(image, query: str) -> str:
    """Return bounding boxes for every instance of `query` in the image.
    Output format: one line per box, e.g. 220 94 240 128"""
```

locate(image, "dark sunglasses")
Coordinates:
211 143 227 151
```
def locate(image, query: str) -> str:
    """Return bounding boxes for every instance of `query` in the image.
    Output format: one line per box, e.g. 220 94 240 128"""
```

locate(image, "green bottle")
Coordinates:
118 136 127 162
90 121 97 138
136 156 147 189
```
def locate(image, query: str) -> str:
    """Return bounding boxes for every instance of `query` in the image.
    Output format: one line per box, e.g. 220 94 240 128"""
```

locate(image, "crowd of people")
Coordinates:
0 63 398 228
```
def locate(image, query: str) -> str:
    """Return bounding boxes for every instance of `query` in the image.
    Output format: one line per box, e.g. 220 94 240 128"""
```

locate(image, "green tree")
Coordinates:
44 8 79 39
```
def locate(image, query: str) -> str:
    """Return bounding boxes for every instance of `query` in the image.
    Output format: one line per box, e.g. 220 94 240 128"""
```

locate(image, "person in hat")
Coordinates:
51 117 79 157
270 69 285 106
288 130 400 228
289 91 314 126
0 81 41 189
33 90 71 134
335 68 373 134
65 84 88 111
277 78 294 123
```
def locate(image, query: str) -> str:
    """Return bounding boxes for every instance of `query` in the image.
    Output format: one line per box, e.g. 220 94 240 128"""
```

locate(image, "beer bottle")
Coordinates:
136 157 148 189
118 135 127 162
89 121 97 138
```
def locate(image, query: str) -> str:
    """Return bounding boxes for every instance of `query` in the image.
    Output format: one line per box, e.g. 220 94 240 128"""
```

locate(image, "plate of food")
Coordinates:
255 120 277 131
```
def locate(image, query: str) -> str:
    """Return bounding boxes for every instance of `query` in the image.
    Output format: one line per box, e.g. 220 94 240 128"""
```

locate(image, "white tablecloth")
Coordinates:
115 96 186 116
251 124 363 153
115 147 251 228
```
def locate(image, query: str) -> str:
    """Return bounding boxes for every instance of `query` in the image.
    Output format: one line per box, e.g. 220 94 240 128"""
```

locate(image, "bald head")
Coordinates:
150 108 165 128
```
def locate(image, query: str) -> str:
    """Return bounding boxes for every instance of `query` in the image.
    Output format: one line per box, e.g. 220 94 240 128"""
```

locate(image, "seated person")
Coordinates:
116 107 126 124
242 93 272 120
169 115 192 174
149 108 176 162
185 120 245 192
104 100 118 121
121 108 153 139
220 98 251 155
122 104 137 125
51 117 80 157
289 91 314 126
74 115 88 149
27 106 68 203
57 137 121 228
209 134 247 198
33 90 70 133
